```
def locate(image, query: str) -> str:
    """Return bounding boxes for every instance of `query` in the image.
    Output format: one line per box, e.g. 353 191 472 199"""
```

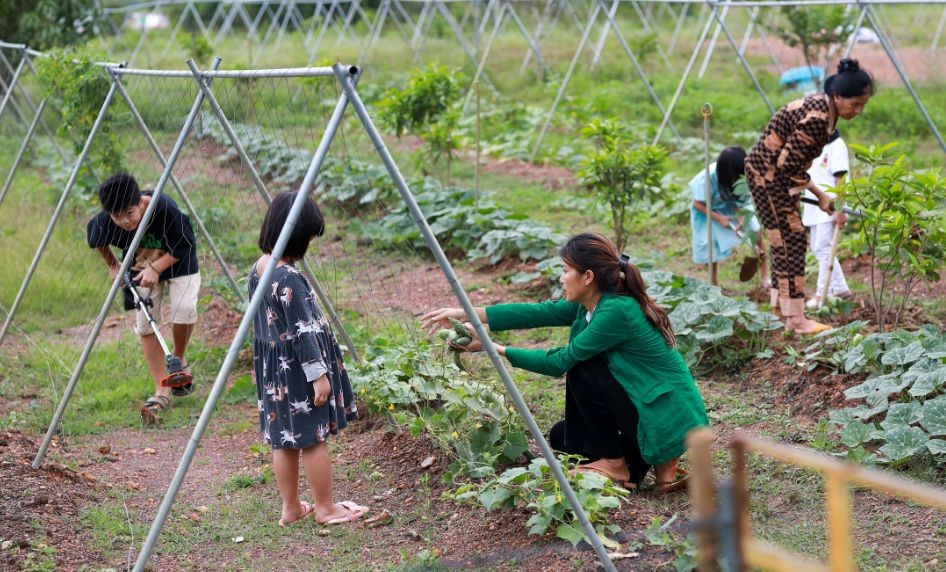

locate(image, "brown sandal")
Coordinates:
140 394 171 425
654 468 690 494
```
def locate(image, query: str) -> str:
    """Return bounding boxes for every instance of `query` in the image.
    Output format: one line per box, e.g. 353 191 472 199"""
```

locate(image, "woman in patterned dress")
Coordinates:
745 59 873 334
250 192 365 526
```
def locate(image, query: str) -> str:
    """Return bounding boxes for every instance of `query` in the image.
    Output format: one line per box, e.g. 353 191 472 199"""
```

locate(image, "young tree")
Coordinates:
774 6 856 89
577 119 667 252
840 143 946 331
3 0 98 50
377 65 464 181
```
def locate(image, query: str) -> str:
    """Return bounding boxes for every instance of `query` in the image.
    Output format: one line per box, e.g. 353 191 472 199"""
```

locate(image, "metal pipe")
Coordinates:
531 2 603 161
24 80 119 453
590 0 619 69
598 0 683 143
0 57 26 120
504 0 548 75
0 98 46 209
653 6 717 145
0 82 118 349
698 4 728 79
131 62 354 572
867 6 946 153
335 61 618 572
460 0 506 112
845 5 869 59
713 5 774 113
108 69 244 302
185 56 362 362
703 103 714 283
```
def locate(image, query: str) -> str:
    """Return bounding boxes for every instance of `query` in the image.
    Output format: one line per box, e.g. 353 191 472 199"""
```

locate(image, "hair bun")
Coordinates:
838 58 860 73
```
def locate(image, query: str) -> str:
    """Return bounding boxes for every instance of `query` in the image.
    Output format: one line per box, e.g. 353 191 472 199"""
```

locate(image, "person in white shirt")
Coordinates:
802 130 852 308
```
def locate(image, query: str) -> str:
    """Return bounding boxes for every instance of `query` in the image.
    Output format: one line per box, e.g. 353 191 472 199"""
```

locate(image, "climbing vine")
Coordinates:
35 47 124 201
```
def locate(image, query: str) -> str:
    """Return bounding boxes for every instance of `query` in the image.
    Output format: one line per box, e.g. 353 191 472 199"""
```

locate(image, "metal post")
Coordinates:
359 0 392 65
0 98 46 209
653 6 717 145
336 62 617 572
436 0 496 90
0 82 118 348
460 1 506 112
185 58 362 362
703 103 715 284
867 6 946 153
629 0 673 70
130 62 355 572
845 5 869 59
932 5 946 49
0 57 26 120
531 2 603 161
668 1 691 55
590 0 619 69
0 50 29 125
519 0 556 74
108 69 244 302
754 8 784 74
687 428 717 571
739 6 760 55
503 0 548 76
26 79 120 459
598 0 683 143
698 4 729 79
713 6 774 114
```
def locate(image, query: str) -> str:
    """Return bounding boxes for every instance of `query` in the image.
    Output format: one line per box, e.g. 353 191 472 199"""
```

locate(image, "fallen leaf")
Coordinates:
195 505 209 513
188 513 201 522
317 529 331 536
364 509 392 528
143 448 157 455
95 421 106 427
126 481 140 491
232 536 244 543
406 528 421 541
420 456 435 469
98 445 111 455
81 472 97 484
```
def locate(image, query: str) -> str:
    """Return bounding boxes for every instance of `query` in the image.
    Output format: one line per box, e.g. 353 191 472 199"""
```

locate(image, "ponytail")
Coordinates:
618 255 676 348
560 233 676 348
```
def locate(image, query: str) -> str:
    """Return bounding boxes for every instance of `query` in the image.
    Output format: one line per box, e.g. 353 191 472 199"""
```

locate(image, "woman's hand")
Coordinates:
818 193 835 215
421 307 466 336
312 375 331 407
834 211 848 227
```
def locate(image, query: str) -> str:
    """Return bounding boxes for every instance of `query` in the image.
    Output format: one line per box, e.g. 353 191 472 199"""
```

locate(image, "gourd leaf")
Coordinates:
919 395 946 436
878 425 929 461
880 341 925 366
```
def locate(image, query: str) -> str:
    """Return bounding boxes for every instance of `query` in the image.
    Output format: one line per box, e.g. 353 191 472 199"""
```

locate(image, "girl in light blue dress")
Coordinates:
689 146 770 287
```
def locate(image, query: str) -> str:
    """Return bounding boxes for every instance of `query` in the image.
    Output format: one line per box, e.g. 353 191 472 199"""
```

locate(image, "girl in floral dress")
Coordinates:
250 191 365 526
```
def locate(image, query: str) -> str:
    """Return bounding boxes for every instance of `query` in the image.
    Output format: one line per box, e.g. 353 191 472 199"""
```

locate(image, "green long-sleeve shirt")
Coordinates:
486 292 708 465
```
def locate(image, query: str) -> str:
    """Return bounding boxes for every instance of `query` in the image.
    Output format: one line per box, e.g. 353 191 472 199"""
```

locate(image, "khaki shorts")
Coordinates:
134 272 201 336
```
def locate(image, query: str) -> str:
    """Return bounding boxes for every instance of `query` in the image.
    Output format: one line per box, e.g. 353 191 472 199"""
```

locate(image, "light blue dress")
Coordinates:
688 164 760 264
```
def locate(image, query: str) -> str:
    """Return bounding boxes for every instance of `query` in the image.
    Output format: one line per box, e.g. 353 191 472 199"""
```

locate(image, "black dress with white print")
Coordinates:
249 263 358 450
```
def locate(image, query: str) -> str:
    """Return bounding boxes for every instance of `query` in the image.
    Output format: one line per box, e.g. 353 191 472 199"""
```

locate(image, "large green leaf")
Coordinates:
880 341 925 366
694 315 734 343
555 523 585 547
478 486 513 510
840 421 874 447
906 362 946 398
878 425 930 462
919 395 946 436
882 402 922 429
927 439 946 456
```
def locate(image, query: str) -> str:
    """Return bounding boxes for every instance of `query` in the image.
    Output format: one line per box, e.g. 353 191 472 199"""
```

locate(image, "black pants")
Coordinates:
548 357 651 485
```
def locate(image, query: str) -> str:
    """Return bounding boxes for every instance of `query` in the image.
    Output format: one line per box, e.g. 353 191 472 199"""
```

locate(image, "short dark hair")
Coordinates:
258 191 325 261
824 59 874 98
99 173 142 214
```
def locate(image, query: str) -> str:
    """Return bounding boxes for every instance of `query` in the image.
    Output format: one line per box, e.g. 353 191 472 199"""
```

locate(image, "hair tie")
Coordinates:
618 254 629 270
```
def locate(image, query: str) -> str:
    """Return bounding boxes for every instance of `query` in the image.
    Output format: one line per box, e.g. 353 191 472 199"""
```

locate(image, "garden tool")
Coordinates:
729 219 760 283
123 272 194 395
799 196 863 217
701 103 714 284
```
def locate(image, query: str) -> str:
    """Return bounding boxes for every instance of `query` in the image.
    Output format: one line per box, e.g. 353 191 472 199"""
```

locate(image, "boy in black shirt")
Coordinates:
87 173 201 424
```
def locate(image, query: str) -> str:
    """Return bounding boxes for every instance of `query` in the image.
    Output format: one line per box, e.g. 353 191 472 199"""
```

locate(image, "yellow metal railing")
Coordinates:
687 428 946 571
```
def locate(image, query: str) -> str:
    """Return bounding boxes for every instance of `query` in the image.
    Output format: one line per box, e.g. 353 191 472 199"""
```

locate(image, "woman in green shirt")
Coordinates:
422 233 708 491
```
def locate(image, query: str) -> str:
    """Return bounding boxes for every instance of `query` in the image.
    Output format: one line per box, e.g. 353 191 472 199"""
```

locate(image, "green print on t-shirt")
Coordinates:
140 234 162 250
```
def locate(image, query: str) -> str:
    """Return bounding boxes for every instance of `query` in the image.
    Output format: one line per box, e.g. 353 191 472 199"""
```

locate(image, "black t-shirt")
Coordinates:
87 191 199 281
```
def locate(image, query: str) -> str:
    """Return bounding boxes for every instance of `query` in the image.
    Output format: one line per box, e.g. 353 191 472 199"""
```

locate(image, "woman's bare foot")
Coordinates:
785 316 832 335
